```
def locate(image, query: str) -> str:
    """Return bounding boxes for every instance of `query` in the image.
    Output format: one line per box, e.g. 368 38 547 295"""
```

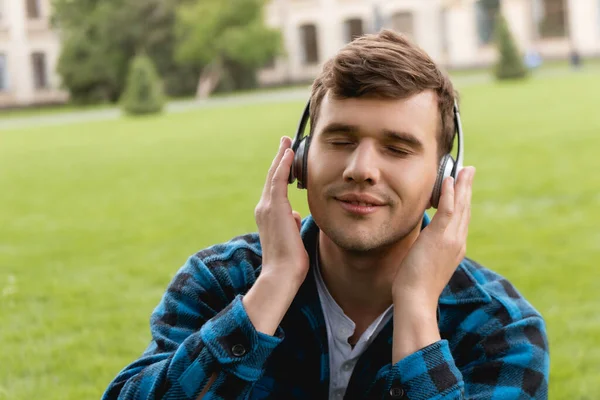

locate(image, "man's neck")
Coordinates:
317 224 421 326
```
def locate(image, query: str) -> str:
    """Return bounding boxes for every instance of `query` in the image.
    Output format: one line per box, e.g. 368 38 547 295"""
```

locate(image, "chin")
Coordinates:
333 236 385 253
319 219 399 253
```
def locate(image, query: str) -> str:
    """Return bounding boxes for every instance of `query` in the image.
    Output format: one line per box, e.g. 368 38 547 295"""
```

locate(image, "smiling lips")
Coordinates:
335 193 386 215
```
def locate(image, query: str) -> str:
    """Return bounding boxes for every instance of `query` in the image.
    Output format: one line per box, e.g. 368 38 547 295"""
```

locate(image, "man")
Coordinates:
103 30 549 399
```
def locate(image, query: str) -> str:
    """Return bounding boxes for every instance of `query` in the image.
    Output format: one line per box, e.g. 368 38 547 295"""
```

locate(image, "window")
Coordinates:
475 0 500 45
26 0 41 19
31 52 47 90
391 12 414 37
535 0 568 38
0 54 7 91
344 18 364 42
300 24 319 65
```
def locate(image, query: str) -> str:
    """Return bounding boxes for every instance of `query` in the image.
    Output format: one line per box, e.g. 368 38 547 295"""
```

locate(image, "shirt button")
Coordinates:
389 387 404 398
231 344 246 357
342 362 353 371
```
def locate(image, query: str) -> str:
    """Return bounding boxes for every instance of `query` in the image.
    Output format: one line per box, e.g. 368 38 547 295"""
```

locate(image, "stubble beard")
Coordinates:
316 209 425 255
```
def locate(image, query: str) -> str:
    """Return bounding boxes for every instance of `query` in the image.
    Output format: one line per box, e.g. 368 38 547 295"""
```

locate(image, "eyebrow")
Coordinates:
320 122 424 151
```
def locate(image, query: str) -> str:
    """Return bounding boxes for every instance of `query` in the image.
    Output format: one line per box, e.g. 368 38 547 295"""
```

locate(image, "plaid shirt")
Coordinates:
103 214 549 400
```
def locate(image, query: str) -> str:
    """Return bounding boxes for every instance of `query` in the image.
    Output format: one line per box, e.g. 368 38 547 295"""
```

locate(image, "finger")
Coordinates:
449 167 474 236
431 176 455 228
262 137 292 198
457 168 475 239
292 210 302 232
270 148 295 200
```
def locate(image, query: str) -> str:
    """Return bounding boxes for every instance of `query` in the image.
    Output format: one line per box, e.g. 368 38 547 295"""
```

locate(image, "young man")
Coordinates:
103 30 549 399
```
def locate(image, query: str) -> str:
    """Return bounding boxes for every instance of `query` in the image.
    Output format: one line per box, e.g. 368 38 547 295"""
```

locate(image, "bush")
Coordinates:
120 54 165 115
494 14 528 80
57 32 126 104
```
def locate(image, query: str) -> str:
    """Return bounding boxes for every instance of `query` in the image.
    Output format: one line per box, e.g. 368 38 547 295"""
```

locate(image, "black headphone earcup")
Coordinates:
296 136 312 189
290 136 308 188
431 155 455 209
288 138 301 185
287 99 312 188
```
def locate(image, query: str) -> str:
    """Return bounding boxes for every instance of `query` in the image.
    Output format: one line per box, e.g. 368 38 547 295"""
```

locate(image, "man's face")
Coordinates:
306 90 440 252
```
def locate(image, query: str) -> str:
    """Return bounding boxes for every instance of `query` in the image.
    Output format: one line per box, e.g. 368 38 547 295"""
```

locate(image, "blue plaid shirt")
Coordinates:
103 214 549 399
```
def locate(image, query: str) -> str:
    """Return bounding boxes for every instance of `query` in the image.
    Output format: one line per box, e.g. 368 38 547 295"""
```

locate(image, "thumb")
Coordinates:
292 210 302 232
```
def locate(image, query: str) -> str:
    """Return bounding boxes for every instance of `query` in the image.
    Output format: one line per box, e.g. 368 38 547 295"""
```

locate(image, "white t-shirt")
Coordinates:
313 247 393 400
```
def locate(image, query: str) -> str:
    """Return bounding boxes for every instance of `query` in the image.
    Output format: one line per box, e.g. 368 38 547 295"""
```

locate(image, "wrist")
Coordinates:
392 294 440 363
243 271 302 336
392 284 438 313
259 266 307 295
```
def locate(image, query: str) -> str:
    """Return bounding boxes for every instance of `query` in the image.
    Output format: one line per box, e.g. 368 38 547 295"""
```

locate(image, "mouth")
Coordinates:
335 197 386 216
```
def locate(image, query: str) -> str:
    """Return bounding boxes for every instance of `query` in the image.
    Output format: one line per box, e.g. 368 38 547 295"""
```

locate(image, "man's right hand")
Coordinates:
242 136 310 336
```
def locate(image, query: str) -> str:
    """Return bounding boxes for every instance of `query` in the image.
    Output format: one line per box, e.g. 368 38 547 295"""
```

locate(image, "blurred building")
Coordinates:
0 0 598 107
0 0 67 108
258 0 600 85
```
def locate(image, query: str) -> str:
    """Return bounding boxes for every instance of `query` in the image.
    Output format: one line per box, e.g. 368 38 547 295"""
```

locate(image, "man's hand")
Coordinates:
391 166 475 362
254 136 310 283
243 136 310 335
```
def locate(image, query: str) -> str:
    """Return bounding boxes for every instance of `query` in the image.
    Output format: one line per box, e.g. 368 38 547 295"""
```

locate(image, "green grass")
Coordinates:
1 70 599 399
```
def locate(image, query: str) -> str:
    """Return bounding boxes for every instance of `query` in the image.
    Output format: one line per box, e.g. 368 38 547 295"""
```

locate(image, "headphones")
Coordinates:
288 98 464 209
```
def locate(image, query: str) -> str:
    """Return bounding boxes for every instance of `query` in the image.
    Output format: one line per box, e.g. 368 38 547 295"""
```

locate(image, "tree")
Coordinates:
55 2 128 103
53 0 200 104
493 13 528 80
174 0 282 98
120 54 165 115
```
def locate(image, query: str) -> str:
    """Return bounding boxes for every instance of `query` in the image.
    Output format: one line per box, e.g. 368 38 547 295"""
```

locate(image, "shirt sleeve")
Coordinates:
102 256 284 400
367 316 549 400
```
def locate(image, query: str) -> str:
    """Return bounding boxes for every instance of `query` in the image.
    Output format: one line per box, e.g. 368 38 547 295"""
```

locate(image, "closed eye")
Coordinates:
387 147 410 156
329 140 354 146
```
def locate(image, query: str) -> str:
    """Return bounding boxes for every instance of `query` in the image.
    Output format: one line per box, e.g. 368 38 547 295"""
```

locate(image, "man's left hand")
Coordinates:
391 166 475 362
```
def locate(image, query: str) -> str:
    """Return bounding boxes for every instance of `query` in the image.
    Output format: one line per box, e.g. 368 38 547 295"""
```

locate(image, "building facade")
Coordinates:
258 0 600 85
0 0 598 107
0 0 67 108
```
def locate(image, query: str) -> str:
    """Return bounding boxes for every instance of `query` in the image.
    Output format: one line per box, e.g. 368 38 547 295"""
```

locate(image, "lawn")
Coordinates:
1 69 599 399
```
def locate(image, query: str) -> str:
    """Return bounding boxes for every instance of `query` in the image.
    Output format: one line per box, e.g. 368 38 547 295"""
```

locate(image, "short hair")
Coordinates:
309 29 458 157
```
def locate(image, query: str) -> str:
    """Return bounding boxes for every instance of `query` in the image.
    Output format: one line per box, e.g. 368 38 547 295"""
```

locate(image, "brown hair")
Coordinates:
309 29 458 157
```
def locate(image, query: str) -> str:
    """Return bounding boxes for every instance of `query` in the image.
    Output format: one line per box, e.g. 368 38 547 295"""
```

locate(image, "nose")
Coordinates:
342 140 380 185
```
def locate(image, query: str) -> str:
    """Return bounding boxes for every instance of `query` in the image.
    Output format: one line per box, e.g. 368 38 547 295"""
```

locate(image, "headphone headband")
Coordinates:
291 100 311 153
